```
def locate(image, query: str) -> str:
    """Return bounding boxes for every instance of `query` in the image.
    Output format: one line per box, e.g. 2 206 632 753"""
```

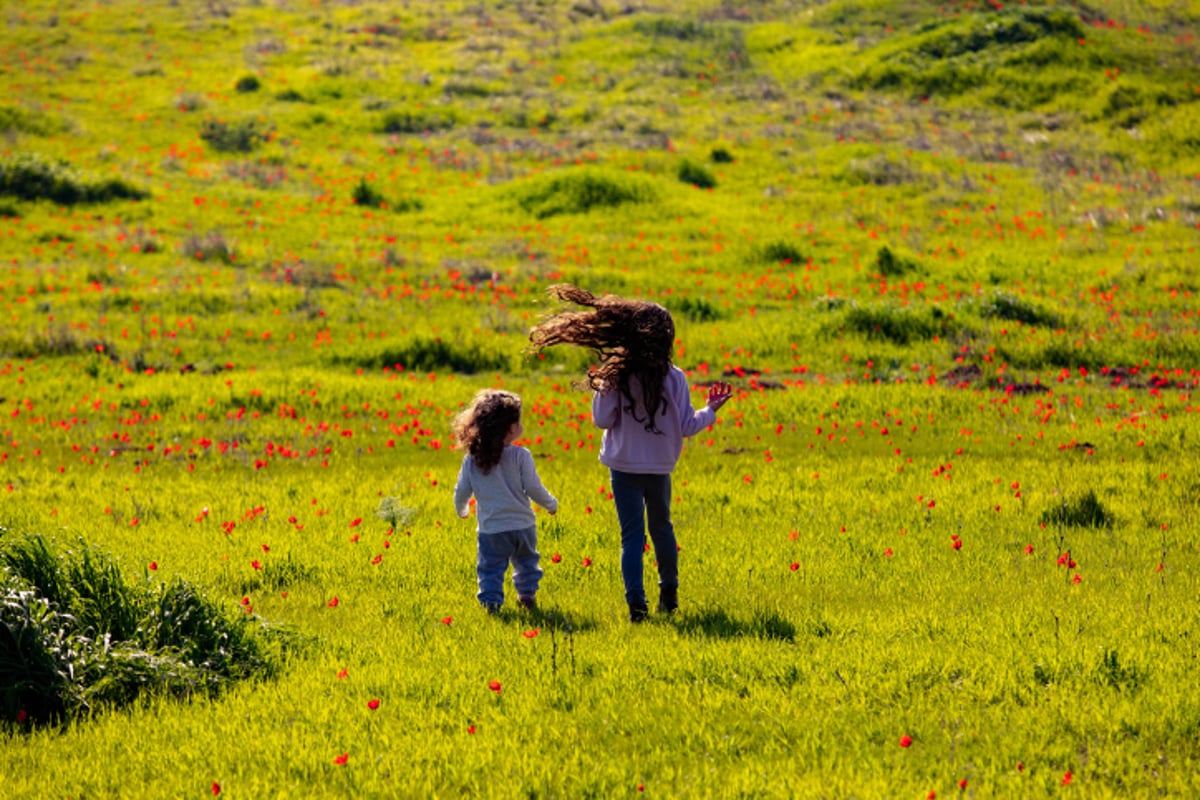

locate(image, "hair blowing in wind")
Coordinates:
529 284 675 433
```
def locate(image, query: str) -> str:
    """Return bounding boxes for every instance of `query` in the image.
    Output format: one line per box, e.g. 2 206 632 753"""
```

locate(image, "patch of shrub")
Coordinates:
710 146 734 163
668 296 724 323
379 110 455 135
352 179 388 209
235 75 261 93
979 292 1061 327
633 17 710 41
516 170 654 219
181 230 235 264
678 159 717 189
843 304 952 345
0 105 59 136
199 117 272 153
0 201 19 219
754 241 805 265
0 153 148 205
334 337 510 374
876 246 921 277
1039 489 1114 528
274 88 306 102
0 533 281 726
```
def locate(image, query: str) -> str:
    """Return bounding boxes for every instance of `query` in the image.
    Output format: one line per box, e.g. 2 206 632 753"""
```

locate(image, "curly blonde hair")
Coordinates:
451 389 522 474
528 284 674 433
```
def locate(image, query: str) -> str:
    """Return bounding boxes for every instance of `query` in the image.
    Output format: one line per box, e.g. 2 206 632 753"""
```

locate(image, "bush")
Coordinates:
517 170 654 219
0 105 59 136
755 241 805 265
710 146 734 164
0 533 280 725
1040 490 1114 528
352 179 388 208
678 159 717 189
235 75 261 93
843 304 952 345
379 110 455 135
334 337 510 374
0 153 147 205
274 88 306 103
199 117 271 153
876 246 920 277
633 17 710 41
668 296 724 323
979 292 1061 327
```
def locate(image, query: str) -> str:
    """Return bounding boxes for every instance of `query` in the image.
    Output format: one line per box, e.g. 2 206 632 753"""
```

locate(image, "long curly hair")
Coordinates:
528 284 675 433
451 389 522 474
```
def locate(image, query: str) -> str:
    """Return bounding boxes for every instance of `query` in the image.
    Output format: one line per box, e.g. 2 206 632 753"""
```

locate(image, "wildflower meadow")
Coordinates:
2 0 1199 797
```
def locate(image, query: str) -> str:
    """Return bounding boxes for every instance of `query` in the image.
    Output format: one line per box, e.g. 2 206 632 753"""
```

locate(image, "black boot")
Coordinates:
629 603 649 623
657 585 678 615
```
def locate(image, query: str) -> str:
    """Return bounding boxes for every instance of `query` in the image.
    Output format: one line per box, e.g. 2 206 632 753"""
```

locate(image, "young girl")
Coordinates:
452 389 558 613
529 285 731 622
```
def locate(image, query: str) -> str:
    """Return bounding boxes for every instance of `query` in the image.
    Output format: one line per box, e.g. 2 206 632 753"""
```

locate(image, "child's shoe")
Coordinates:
629 603 649 623
517 595 537 611
657 586 678 615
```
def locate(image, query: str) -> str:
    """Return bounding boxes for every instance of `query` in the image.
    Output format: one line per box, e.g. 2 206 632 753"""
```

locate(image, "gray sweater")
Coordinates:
453 445 558 534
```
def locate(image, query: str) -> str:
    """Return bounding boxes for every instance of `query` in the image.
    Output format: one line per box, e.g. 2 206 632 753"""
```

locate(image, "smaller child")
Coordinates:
452 389 558 613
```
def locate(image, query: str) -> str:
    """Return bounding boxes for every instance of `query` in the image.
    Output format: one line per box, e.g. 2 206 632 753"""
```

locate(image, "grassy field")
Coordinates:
2 0 1200 796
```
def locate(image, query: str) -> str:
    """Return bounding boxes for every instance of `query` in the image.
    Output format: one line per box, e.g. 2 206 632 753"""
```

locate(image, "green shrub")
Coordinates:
517 170 654 219
0 153 147 205
876 246 920 277
0 105 59 136
710 146 734 164
633 17 710 41
352 179 388 208
667 296 724 323
0 533 279 725
199 117 271 153
274 88 306 102
334 337 510 374
235 75 261 93
1040 490 1114 528
754 241 805 265
843 304 951 345
979 292 1061 328
678 159 717 189
379 110 455 135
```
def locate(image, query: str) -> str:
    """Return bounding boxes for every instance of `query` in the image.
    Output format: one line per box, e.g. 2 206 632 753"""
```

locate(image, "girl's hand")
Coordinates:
705 381 733 411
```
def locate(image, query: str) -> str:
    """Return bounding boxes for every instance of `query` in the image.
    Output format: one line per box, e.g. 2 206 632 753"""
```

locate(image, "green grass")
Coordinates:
1 0 1200 796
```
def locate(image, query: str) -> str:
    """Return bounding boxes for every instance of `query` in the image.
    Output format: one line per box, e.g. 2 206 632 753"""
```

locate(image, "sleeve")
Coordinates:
674 369 716 438
453 457 473 518
592 388 620 430
518 449 558 513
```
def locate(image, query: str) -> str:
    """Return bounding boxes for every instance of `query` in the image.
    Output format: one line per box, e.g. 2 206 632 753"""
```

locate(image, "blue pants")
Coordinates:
610 470 678 608
476 526 542 607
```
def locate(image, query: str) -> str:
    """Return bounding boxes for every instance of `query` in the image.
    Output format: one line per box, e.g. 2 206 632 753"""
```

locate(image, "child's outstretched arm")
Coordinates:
705 381 733 411
453 460 473 519
518 449 559 515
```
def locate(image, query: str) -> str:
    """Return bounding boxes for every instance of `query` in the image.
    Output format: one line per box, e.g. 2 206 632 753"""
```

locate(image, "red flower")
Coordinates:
16 709 28 723
440 616 453 625
328 596 340 607
333 753 349 765
581 557 592 567
367 698 380 710
899 734 913 748
522 629 539 638
551 553 562 564
1062 771 1072 786
488 680 502 694
467 725 476 734
349 517 362 527
148 561 158 570
789 562 799 571
336 668 348 679
211 782 220 796
1023 544 1034 554
251 560 262 570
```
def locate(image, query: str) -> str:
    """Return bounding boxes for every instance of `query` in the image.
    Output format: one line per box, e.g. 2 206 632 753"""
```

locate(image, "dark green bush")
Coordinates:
633 17 710 41
710 146 734 164
668 296 724 323
199 117 271 153
352 179 388 208
979 292 1061 327
274 88 306 102
876 246 921 277
843 304 952 345
1040 490 1114 528
755 241 805 265
379 110 455 135
0 153 147 205
0 105 59 136
678 160 717 189
517 170 654 219
235 75 261 93
335 337 510 374
0 533 280 726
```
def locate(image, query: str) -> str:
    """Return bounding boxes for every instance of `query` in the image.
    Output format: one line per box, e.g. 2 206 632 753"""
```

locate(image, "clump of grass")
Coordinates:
843 304 953 345
234 75 261 93
667 296 724 323
379 110 455 135
516 169 654 219
710 146 734 163
876 246 921 277
678 159 717 189
0 533 281 726
754 241 805 265
199 117 272 153
979 291 1061 327
181 230 235 264
0 153 147 205
352 179 388 208
1040 489 1114 528
333 337 510 374
0 105 60 136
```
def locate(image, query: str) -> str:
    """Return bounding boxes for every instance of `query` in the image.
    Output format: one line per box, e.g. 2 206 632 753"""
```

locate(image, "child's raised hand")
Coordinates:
705 381 733 411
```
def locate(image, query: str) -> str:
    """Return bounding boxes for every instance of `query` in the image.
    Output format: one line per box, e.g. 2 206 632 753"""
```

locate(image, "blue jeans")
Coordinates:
610 470 677 608
476 526 542 607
